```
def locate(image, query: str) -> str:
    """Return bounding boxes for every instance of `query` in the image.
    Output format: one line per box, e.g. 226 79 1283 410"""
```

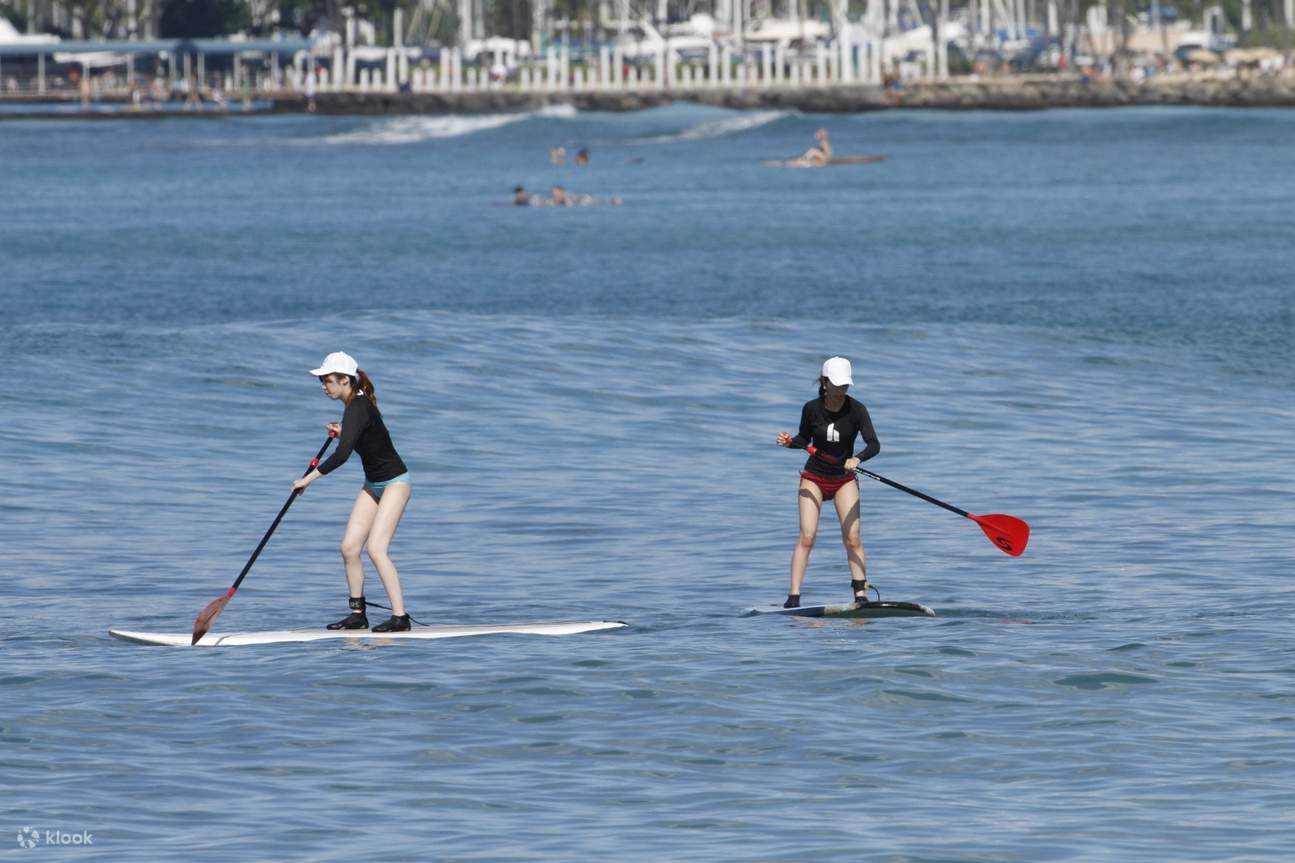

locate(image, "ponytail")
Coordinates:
817 376 827 399
354 370 378 410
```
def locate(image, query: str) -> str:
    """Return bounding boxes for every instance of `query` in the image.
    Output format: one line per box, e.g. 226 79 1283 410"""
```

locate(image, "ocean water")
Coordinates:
2 105 1293 861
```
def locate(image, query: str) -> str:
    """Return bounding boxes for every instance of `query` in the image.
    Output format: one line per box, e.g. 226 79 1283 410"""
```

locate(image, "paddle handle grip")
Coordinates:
805 445 971 519
297 429 337 475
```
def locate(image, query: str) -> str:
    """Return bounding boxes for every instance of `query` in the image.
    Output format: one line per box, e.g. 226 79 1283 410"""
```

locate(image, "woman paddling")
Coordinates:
293 352 412 632
775 356 880 609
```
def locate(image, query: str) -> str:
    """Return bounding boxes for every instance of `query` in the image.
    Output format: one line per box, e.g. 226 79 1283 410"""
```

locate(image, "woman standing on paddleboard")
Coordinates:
292 352 412 632
776 356 880 609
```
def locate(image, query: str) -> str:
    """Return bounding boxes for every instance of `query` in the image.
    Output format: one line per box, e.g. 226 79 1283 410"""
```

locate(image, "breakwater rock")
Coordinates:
300 90 673 114
296 74 1295 115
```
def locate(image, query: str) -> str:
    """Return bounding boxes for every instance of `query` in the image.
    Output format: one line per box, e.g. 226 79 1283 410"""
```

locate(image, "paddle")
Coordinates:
190 432 337 645
804 445 1030 556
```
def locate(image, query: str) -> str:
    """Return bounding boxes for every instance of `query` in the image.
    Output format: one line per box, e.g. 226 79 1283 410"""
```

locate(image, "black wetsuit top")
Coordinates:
316 396 407 483
789 395 880 478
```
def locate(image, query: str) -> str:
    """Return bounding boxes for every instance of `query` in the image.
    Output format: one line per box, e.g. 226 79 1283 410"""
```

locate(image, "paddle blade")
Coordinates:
191 591 232 645
971 514 1030 556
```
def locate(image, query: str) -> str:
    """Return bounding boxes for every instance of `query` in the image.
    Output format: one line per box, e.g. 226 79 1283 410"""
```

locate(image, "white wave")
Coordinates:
320 113 524 144
633 109 789 144
319 105 576 145
533 103 580 119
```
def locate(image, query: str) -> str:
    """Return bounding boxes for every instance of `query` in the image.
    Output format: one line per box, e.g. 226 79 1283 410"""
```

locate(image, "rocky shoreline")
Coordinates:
5 74 1295 117
295 74 1295 114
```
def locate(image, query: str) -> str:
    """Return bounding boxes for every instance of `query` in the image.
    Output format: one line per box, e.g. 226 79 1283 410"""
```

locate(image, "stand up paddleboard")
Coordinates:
110 620 626 647
764 155 887 168
745 601 934 619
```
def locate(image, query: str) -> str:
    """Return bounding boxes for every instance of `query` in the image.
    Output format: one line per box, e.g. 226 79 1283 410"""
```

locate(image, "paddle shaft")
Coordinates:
227 433 335 595
805 445 970 519
855 467 970 519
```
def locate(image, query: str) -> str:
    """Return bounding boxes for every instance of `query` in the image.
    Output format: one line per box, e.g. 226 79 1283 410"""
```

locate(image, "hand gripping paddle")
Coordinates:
805 445 1030 556
191 432 337 645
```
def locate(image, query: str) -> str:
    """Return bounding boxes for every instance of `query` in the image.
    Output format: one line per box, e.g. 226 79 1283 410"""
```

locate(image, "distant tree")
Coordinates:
0 3 30 32
274 0 334 35
486 0 534 40
160 0 251 37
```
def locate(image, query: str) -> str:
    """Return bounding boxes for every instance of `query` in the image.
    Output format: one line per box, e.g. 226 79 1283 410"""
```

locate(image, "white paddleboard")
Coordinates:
744 601 935 619
110 620 627 647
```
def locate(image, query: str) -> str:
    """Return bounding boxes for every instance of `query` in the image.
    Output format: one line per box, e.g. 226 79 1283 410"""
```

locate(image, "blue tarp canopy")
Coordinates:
188 38 314 55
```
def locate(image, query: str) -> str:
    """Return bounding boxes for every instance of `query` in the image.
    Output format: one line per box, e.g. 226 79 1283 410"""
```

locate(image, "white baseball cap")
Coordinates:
310 351 359 378
821 356 854 387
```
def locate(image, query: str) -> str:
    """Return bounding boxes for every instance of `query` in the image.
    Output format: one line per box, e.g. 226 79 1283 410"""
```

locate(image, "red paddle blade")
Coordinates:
970 514 1030 556
191 592 232 645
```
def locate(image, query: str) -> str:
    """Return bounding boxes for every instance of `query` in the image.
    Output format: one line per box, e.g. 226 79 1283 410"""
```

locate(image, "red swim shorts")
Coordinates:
800 471 856 501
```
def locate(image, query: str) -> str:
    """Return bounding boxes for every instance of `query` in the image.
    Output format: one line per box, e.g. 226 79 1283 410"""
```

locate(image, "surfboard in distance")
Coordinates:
763 155 887 168
744 601 934 618
110 620 627 647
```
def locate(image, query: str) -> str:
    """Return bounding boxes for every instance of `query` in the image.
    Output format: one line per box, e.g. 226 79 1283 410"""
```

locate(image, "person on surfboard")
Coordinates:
292 352 413 633
775 356 880 609
800 128 833 164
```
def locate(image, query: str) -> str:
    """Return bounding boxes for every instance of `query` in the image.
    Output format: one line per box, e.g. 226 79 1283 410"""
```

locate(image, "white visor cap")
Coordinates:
310 351 359 378
821 356 854 387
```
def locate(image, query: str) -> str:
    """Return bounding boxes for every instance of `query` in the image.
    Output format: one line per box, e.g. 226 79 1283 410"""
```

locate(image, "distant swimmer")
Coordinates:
800 128 833 164
513 185 535 206
540 185 623 207
574 148 590 165
775 356 880 609
549 146 567 165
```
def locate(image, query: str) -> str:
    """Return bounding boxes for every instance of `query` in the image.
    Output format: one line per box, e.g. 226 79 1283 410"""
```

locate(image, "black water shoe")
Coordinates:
372 613 411 633
783 594 800 609
327 596 369 630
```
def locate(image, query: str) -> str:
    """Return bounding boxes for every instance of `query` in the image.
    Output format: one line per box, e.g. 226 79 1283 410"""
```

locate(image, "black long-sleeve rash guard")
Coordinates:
316 396 408 483
789 396 880 478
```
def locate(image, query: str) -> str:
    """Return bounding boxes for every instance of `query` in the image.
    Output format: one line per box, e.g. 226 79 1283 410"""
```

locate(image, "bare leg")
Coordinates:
364 483 411 616
340 489 379 600
832 479 868 599
790 478 824 596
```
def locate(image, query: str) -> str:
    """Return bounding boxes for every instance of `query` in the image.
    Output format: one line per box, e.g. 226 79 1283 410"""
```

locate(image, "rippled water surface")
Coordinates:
3 105 1294 861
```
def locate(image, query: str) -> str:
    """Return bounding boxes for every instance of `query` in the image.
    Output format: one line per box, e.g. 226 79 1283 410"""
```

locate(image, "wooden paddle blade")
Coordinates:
971 514 1030 556
191 592 232 645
